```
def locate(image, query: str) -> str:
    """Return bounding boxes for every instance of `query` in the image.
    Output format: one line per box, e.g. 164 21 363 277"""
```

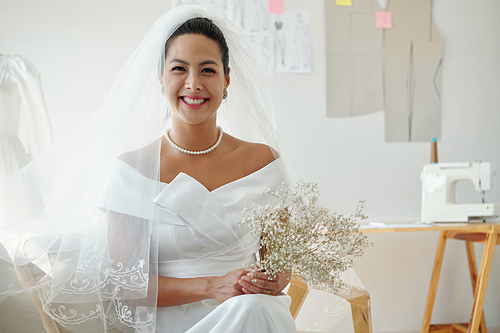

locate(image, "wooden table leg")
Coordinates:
465 241 488 333
468 232 498 333
421 231 447 333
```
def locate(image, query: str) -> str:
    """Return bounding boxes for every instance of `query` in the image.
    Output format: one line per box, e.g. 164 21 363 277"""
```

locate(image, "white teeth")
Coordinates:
183 97 206 105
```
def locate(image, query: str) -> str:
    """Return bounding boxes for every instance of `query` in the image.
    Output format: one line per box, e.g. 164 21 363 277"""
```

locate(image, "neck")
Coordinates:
168 121 220 152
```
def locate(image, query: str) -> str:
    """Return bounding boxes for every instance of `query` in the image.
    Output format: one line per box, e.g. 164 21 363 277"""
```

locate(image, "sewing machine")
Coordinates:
421 161 499 223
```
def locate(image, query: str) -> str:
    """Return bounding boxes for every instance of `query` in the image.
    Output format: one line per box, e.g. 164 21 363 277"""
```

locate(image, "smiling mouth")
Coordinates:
181 96 208 106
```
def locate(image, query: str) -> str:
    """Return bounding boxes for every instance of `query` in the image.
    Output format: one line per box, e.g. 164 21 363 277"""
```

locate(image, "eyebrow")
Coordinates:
169 59 219 67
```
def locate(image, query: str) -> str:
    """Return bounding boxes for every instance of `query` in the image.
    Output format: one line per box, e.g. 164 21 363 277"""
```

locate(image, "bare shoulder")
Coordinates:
225 135 278 171
245 142 277 165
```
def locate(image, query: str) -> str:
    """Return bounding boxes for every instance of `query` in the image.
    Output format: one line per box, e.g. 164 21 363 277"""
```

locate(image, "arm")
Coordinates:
157 267 256 306
107 212 249 306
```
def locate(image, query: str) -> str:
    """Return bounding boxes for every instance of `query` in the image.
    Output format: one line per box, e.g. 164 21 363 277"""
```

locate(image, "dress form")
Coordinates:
0 54 53 332
0 54 53 177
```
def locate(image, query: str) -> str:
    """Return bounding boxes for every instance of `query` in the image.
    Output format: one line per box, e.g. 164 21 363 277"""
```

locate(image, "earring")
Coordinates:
222 89 228 99
161 86 165 94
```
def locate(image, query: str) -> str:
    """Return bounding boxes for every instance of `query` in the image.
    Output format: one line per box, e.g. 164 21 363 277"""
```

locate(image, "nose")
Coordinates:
185 72 203 91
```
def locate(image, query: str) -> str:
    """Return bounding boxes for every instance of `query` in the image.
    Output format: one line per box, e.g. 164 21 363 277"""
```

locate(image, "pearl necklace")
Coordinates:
165 126 223 155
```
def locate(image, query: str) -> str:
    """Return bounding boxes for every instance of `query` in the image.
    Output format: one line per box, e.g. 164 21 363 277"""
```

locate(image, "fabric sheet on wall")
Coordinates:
384 0 443 142
325 0 384 117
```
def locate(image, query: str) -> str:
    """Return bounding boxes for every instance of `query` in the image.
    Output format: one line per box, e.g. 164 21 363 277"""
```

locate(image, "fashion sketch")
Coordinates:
274 10 311 74
246 35 274 76
291 12 310 70
250 0 269 32
173 0 227 17
274 20 286 68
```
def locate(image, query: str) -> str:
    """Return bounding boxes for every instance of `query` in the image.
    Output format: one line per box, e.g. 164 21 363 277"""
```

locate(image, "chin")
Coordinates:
175 115 216 126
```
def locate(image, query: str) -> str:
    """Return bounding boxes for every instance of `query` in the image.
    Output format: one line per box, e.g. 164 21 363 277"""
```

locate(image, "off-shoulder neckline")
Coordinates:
161 158 281 193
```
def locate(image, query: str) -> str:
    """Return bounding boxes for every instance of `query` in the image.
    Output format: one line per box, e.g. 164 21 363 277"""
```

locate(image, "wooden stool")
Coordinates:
288 275 373 333
421 227 500 333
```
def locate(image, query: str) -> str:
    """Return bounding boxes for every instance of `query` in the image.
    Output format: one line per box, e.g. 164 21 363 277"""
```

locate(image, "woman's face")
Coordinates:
163 34 230 126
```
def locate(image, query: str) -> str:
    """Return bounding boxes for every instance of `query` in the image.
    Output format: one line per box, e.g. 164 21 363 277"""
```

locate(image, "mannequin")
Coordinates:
0 54 53 177
0 54 52 332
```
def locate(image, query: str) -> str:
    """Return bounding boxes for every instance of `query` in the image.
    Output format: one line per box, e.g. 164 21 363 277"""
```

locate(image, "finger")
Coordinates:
241 287 274 296
240 280 271 295
255 275 280 289
265 274 276 281
246 270 273 280
242 275 267 287
241 287 255 294
240 276 277 294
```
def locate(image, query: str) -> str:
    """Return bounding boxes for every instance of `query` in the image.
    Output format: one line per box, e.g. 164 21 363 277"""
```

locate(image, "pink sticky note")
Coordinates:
269 0 284 14
376 11 392 29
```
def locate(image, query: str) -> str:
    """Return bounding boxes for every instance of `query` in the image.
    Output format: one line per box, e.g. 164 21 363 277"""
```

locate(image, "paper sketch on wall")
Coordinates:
325 0 384 117
173 0 228 17
227 0 275 76
246 35 275 76
384 0 443 142
228 0 270 34
273 10 311 74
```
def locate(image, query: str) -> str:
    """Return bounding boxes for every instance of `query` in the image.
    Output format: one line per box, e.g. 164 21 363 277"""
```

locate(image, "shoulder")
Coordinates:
224 135 278 171
245 142 278 166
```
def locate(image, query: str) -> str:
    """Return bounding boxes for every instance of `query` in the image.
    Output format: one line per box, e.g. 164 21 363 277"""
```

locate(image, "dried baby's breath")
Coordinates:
241 181 370 294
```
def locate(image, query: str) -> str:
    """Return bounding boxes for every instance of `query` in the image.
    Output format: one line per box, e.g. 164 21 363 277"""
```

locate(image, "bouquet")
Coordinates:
241 181 370 294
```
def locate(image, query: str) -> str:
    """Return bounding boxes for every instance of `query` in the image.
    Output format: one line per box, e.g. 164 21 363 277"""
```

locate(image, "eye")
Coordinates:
202 68 216 74
172 66 186 72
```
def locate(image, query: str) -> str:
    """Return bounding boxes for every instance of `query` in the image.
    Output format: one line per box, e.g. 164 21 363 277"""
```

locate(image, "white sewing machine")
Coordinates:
421 161 499 223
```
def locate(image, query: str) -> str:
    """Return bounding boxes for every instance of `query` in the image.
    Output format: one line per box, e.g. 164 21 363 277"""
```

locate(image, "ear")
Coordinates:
225 67 231 89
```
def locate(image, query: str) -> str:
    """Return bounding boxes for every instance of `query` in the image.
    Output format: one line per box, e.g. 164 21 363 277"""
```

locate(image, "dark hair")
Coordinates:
163 17 230 76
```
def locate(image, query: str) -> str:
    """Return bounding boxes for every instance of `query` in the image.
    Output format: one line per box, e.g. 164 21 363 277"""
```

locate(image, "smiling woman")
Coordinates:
148 15 296 333
0 5 297 333
159 24 276 194
163 33 229 129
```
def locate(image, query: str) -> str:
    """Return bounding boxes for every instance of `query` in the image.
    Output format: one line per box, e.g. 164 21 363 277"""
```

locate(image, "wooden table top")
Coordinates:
358 222 500 233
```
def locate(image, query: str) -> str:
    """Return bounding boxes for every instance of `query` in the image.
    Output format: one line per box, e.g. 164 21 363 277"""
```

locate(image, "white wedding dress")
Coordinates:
104 158 298 333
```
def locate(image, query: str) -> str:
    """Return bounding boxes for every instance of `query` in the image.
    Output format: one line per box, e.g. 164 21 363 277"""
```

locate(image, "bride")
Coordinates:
129 12 297 333
1 5 298 333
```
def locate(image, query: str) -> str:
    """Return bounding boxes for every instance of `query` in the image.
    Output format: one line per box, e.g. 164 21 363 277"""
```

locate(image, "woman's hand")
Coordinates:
238 264 291 296
205 268 249 303
157 266 291 307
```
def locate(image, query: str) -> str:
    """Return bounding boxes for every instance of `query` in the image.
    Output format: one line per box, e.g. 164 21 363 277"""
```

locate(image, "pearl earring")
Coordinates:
222 89 228 99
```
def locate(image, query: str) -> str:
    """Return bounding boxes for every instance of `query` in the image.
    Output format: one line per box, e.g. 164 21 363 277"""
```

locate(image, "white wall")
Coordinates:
1 0 499 332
